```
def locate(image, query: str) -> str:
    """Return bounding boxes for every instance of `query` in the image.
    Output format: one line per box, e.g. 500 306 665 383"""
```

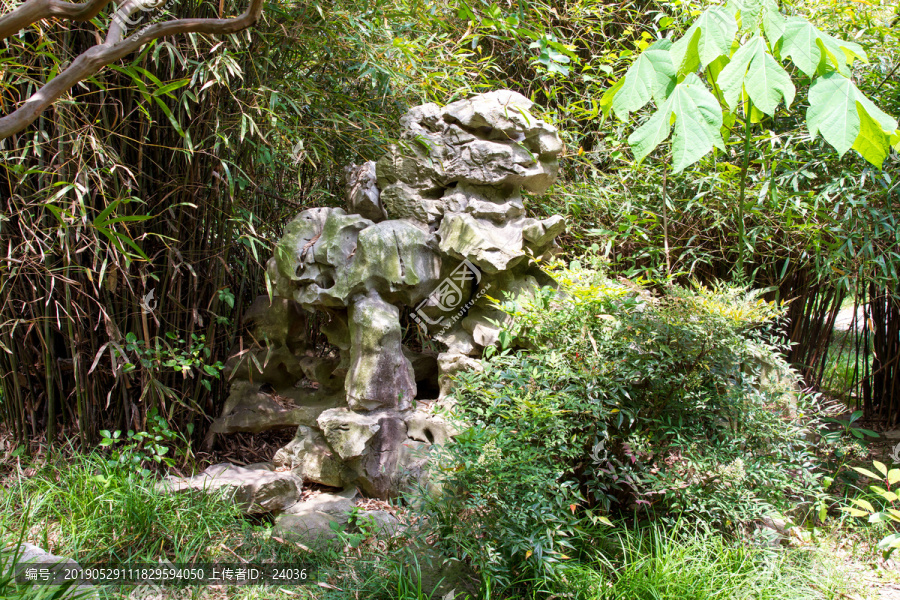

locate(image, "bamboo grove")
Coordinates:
0 0 410 444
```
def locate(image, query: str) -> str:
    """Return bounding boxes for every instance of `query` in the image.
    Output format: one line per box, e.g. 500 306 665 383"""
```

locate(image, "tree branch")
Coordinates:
0 0 113 41
0 0 264 141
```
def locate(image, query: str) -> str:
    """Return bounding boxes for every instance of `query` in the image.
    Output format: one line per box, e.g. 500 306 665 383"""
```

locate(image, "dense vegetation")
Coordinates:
2 0 900 597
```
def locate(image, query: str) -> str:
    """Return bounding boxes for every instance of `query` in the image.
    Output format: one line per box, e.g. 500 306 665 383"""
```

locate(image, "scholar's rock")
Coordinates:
212 91 565 498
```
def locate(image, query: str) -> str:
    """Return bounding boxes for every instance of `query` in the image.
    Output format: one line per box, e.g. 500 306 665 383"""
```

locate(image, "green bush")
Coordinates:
416 257 819 593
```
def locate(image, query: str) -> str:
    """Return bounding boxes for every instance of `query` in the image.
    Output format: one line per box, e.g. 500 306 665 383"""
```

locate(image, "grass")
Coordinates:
568 526 853 600
0 451 868 600
1 452 245 563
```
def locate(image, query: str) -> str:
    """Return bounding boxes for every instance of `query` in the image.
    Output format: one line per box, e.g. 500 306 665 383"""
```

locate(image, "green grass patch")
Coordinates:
553 526 853 600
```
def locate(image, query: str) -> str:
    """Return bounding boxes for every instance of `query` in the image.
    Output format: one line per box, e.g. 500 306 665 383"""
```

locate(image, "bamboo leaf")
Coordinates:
94 198 122 225
98 215 154 225
152 96 186 138
153 79 190 98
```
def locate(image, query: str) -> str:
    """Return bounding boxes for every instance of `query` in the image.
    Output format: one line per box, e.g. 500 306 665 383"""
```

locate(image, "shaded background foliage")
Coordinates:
1 0 899 446
0 0 413 443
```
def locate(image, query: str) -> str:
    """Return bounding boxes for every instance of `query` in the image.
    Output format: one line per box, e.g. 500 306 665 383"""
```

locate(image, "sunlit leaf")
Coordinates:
852 466 882 480
807 73 897 162
611 39 676 119
717 36 794 116
780 17 867 77
670 6 738 74
851 498 875 512
628 73 725 173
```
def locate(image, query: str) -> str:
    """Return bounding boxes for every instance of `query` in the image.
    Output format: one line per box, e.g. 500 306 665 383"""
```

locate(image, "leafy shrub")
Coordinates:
416 257 819 592
98 407 189 478
842 460 900 557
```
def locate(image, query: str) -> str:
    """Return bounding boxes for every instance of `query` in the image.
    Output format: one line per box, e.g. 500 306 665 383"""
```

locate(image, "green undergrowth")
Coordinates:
0 258 869 599
407 256 824 594
560 525 852 600
1 452 245 563
0 448 861 600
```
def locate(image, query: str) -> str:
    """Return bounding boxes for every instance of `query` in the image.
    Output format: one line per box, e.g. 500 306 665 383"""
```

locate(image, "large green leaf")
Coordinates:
780 17 867 77
670 6 738 74
851 105 890 169
726 0 783 40
628 73 725 173
612 39 676 120
761 3 785 45
807 72 897 166
726 0 763 27
717 36 794 116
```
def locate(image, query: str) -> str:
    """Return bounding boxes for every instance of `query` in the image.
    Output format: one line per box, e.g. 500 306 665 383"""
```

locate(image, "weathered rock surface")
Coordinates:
356 411 409 498
346 291 416 411
210 381 340 435
437 353 484 399
317 408 383 459
0 544 97 598
406 407 455 446
158 463 302 514
273 490 357 547
354 510 402 537
345 161 386 221
273 426 345 488
438 214 526 274
214 91 565 499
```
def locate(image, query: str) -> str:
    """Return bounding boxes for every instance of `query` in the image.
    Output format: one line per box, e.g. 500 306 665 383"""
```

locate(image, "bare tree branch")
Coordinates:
0 0 113 41
0 0 264 141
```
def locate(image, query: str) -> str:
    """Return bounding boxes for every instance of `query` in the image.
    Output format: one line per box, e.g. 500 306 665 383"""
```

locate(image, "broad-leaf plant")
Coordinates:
602 0 900 173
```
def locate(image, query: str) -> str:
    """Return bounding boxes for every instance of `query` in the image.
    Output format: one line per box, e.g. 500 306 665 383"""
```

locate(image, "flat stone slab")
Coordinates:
274 490 357 547
353 509 403 537
157 462 302 514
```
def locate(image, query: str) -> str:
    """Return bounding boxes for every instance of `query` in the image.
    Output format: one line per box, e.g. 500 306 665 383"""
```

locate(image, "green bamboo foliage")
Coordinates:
0 0 413 445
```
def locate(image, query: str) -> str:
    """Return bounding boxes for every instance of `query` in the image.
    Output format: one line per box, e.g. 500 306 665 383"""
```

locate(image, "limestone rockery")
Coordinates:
210 90 565 499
